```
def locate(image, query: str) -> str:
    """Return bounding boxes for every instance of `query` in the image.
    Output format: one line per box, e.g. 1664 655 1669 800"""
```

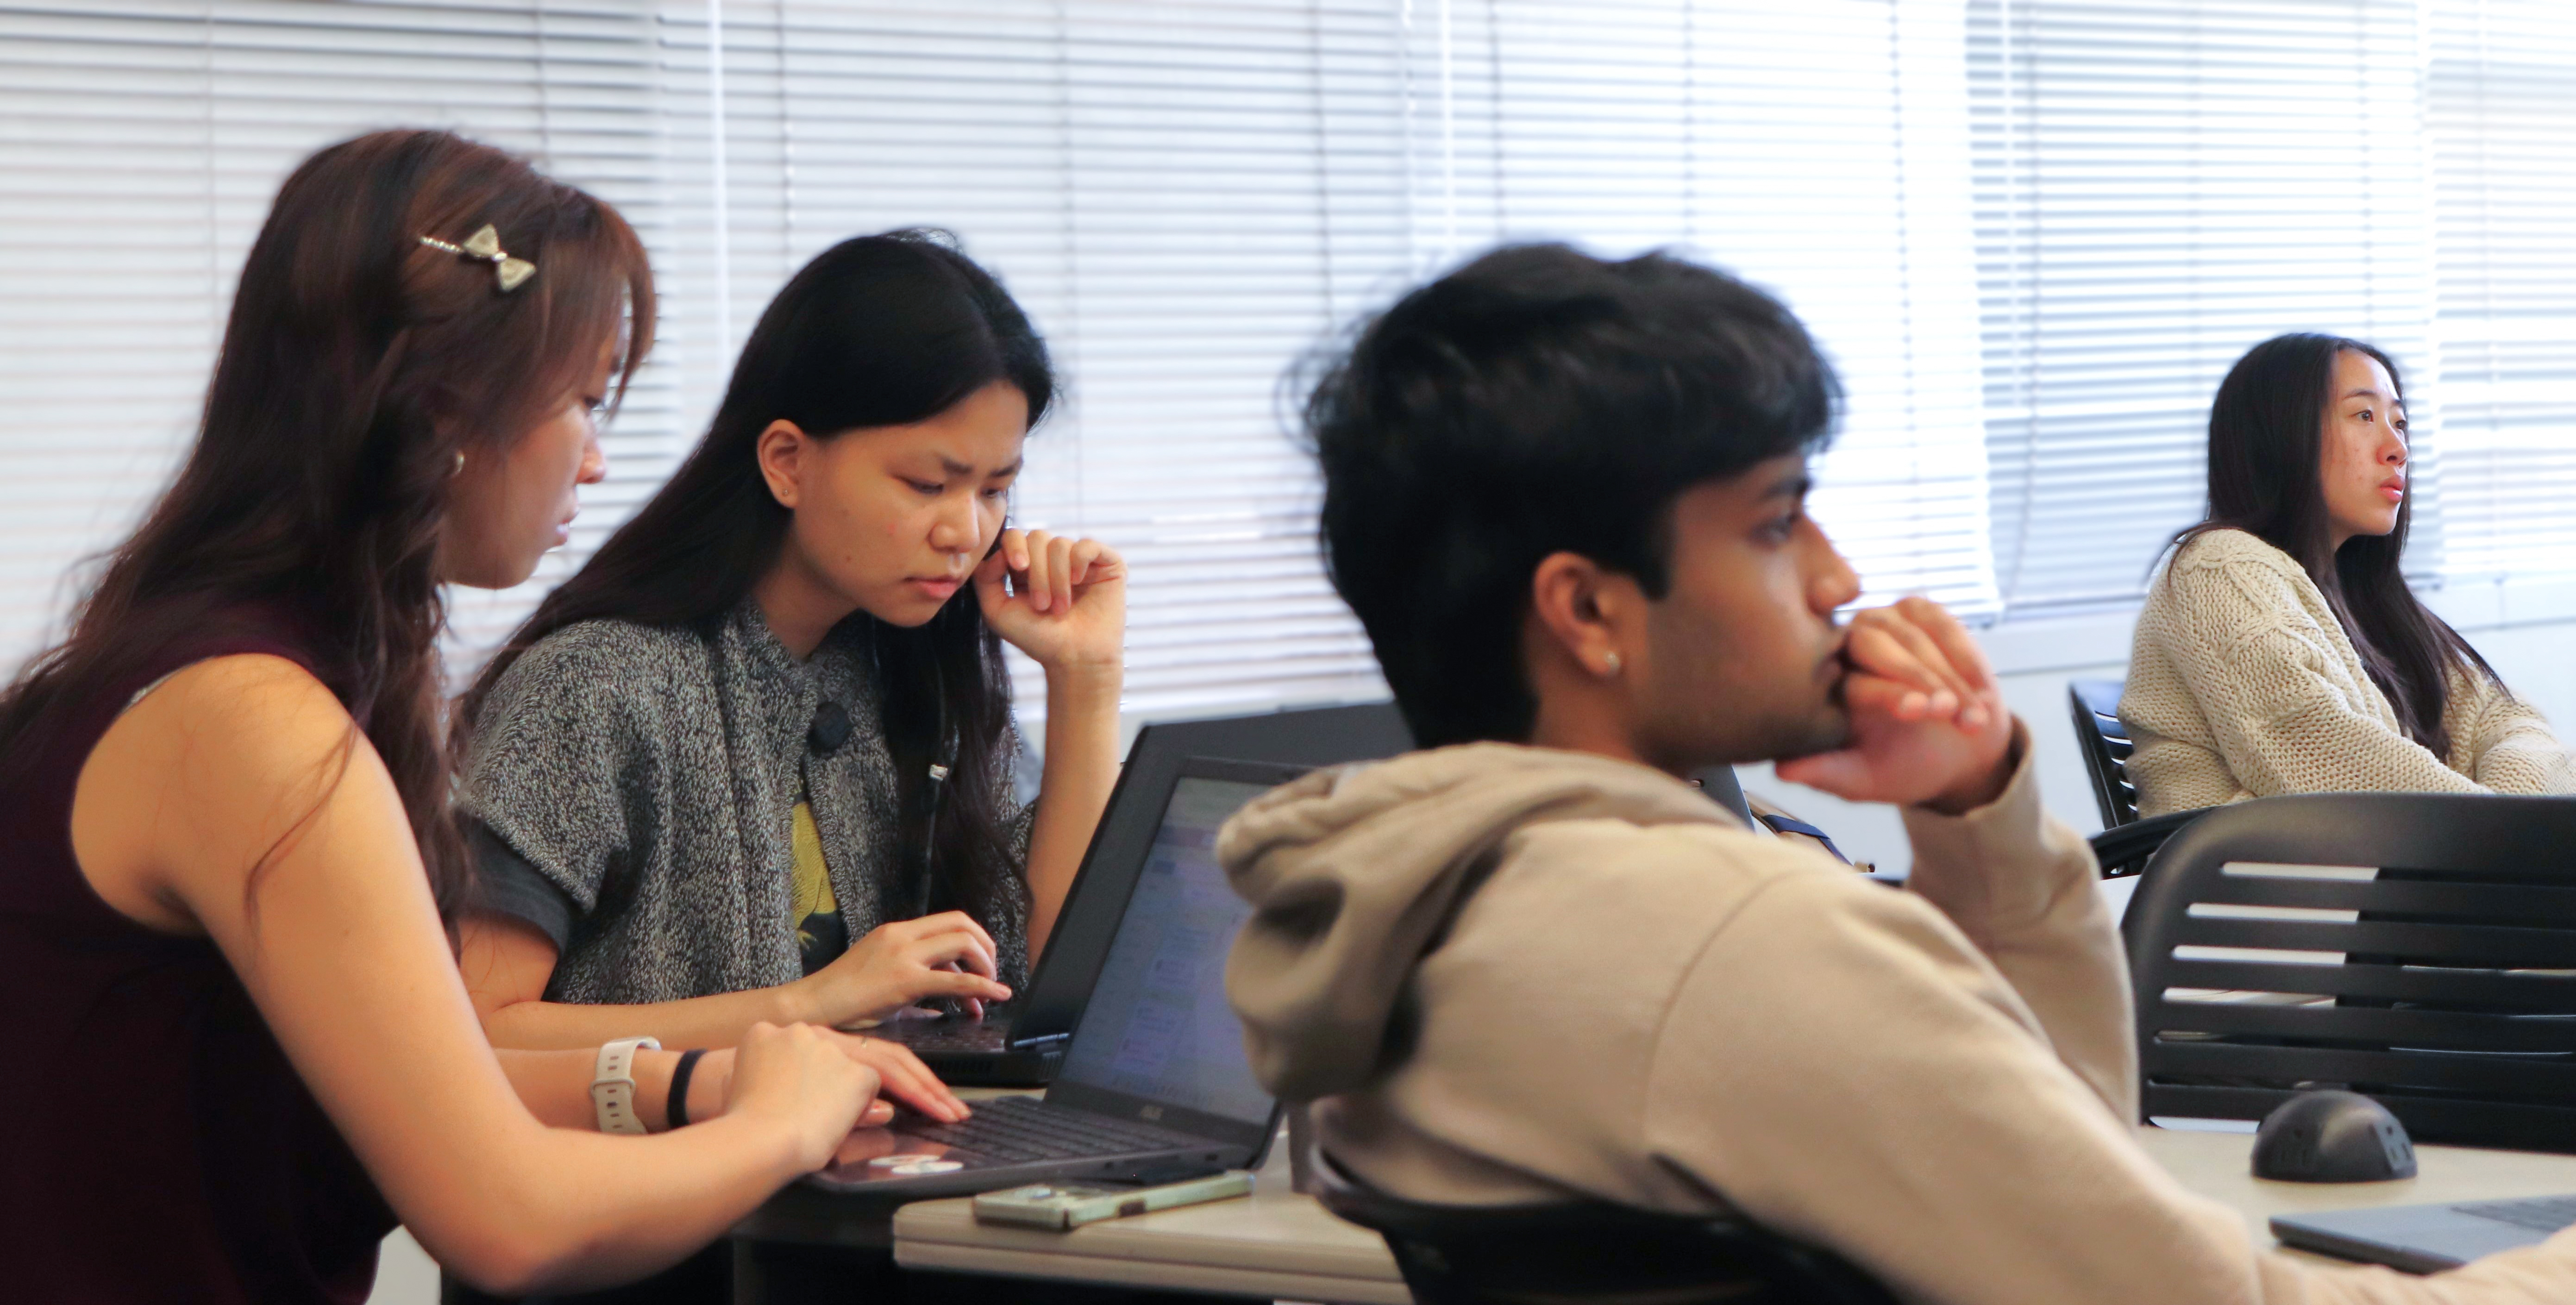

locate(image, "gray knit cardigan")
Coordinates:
461 599 1035 1006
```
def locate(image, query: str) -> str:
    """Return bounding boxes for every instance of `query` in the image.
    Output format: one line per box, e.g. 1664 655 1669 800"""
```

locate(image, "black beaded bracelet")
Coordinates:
668 1048 707 1131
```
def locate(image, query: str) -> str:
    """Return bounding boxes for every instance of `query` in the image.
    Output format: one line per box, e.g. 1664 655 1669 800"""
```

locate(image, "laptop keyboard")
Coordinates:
891 1023 1010 1053
900 1095 1199 1166
2454 1195 2576 1234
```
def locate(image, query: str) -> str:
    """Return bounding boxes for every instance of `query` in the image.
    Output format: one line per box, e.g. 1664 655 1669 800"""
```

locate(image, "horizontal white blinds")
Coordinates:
673 0 1998 722
1404 0 1999 616
661 1 1404 720
2426 0 2576 582
18 1 2576 719
1969 0 2437 617
0 0 684 664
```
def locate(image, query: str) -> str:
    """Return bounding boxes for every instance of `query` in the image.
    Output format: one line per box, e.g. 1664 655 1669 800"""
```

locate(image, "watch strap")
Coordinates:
590 1035 662 1135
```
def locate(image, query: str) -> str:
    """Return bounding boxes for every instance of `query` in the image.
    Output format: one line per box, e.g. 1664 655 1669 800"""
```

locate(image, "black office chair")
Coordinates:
2123 792 2576 1150
2068 678 2202 878
2069 678 2138 828
1310 1148 1896 1305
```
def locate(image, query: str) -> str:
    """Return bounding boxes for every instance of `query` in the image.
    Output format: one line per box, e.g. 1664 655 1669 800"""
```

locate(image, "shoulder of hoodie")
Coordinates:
1477 777 1903 940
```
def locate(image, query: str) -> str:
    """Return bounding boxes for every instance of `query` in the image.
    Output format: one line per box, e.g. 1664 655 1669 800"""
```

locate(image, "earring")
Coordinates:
452 451 467 477
1602 651 1623 677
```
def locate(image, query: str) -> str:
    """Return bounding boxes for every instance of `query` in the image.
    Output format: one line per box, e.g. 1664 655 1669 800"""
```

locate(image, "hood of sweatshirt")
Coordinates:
1217 741 1736 1102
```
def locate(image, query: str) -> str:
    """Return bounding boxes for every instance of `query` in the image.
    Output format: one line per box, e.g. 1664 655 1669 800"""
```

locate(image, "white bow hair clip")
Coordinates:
418 223 536 293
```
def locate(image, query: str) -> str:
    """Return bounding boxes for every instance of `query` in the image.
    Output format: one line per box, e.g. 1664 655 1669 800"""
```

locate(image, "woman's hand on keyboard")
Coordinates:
794 911 1013 1027
722 1022 882 1171
828 1029 970 1123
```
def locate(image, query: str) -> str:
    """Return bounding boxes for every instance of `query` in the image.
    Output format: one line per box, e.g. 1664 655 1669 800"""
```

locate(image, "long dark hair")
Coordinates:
2178 333 2489 757
0 129 653 927
464 230 1053 930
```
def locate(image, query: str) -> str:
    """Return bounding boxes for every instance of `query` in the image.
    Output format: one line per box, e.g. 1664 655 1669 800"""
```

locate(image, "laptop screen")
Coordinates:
1053 774 1278 1128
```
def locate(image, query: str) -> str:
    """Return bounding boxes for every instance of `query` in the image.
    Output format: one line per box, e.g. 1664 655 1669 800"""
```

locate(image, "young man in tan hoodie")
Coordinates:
1218 243 2576 1303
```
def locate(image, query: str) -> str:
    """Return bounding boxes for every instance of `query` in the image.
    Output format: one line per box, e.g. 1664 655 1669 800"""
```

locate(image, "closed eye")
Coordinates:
904 478 943 496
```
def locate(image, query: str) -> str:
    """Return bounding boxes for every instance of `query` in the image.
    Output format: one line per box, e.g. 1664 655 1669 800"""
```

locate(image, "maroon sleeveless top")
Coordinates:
0 616 395 1303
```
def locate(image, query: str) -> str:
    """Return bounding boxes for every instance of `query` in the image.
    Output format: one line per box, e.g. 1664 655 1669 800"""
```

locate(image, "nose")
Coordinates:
577 429 608 485
1805 520 1861 614
925 491 983 556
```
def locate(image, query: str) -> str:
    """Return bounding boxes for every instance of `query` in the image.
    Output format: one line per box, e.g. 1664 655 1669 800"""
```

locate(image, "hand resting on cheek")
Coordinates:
1776 596 2017 816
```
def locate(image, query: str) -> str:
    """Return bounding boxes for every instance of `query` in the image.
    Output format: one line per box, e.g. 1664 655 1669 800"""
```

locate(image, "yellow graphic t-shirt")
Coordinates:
789 798 849 975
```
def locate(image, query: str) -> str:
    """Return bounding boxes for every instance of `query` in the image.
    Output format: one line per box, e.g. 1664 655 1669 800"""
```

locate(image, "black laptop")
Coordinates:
809 755 1304 1198
868 702 1411 1085
2273 1194 2576 1272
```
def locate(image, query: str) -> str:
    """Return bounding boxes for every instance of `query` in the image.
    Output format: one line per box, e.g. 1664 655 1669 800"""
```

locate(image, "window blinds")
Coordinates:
1398 0 1999 617
0 0 685 663
670 0 1996 722
1969 0 2437 617
2426 0 2576 583
658 1 1407 720
12 2 2576 717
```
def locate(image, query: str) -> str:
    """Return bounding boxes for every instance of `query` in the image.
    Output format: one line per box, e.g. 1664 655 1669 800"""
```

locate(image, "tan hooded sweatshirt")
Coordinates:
1218 726 2576 1305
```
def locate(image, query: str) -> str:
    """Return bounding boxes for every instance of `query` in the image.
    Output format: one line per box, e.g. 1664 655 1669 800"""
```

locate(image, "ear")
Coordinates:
1528 552 1641 680
754 420 810 510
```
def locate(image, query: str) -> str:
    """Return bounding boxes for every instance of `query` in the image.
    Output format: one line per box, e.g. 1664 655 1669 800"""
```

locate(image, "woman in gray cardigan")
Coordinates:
454 232 1123 1079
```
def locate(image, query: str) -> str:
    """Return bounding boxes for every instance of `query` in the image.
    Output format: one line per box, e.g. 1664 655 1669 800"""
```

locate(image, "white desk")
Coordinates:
896 1136 1404 1303
891 1125 2576 1302
2137 1127 2576 1261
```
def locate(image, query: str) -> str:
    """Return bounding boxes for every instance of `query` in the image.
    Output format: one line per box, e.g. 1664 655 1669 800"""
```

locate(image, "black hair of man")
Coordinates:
1301 242 1841 748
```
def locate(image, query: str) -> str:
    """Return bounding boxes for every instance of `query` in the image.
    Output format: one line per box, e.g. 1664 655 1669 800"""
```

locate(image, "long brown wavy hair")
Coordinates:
0 129 653 927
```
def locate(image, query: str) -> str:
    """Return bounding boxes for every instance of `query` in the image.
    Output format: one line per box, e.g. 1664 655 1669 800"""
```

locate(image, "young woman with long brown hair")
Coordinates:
452 231 1124 1062
2122 333 2574 815
0 130 913 1302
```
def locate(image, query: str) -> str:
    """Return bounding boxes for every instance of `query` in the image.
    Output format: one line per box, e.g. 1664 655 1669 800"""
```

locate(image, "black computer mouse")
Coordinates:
2250 1089 2417 1183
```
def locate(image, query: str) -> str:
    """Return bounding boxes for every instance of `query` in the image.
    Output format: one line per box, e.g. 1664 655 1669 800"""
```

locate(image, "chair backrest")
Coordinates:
2068 678 2136 828
2122 792 2576 1150
1309 1149 1896 1305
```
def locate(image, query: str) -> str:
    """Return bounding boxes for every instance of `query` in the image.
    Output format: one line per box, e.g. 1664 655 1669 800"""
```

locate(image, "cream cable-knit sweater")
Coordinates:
2121 528 2575 817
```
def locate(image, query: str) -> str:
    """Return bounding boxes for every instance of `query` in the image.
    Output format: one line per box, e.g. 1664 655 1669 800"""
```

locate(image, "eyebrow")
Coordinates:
1758 469 1814 503
2342 388 2404 408
934 455 1024 478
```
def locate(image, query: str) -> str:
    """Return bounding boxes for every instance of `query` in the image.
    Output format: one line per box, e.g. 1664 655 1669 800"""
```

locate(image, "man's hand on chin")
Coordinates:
1775 596 2018 816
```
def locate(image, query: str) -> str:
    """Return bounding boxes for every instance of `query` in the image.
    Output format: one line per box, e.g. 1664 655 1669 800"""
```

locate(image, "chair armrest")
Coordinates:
2089 809 2207 879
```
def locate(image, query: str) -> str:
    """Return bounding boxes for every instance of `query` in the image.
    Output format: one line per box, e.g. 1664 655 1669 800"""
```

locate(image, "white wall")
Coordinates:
370 1231 437 1305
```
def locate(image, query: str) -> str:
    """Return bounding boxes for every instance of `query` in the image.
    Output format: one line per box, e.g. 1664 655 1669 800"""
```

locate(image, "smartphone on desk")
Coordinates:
971 1169 1255 1230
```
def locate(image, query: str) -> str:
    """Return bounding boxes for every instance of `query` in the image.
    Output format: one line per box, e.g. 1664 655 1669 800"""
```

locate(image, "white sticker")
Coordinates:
867 1153 945 1168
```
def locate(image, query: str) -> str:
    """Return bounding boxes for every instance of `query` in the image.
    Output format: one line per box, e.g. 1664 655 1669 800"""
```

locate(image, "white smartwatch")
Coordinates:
591 1036 663 1135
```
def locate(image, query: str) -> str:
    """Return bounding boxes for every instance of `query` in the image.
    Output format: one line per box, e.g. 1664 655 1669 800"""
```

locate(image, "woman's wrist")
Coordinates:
1040 659 1122 699
685 1049 734 1125
629 1048 680 1133
771 973 826 1028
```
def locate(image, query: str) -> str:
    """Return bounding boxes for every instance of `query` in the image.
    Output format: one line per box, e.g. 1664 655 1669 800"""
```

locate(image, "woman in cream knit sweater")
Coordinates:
2123 333 2574 816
